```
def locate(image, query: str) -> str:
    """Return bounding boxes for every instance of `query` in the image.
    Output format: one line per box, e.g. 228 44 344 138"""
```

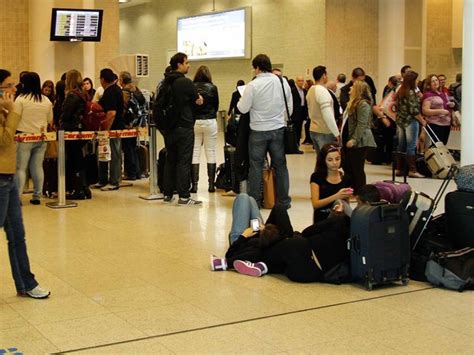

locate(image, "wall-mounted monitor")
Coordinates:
50 8 103 42
177 7 251 60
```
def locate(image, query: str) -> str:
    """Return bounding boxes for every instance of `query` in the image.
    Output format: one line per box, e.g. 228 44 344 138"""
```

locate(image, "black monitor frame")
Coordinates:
50 8 103 42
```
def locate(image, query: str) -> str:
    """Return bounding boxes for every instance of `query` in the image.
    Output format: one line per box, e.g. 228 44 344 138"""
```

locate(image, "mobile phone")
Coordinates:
250 218 260 232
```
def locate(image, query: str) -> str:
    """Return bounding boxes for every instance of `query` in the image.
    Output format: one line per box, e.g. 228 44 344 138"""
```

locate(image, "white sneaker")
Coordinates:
25 285 50 299
178 198 202 206
100 184 119 191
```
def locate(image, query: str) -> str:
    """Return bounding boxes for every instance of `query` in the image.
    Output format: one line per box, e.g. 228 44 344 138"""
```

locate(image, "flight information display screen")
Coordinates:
50 8 103 42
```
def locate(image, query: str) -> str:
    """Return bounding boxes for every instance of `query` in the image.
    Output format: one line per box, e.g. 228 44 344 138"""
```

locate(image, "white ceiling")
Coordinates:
119 0 152 9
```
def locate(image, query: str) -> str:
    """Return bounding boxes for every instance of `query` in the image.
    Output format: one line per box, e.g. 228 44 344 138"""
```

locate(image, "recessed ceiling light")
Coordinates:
119 0 131 4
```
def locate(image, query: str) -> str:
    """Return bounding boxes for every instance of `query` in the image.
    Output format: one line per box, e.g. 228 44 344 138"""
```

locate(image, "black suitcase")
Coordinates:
43 158 58 198
224 144 238 192
157 147 166 192
350 203 410 290
445 191 474 248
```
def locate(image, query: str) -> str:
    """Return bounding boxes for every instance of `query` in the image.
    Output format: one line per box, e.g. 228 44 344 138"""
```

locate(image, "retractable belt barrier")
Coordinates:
13 127 160 209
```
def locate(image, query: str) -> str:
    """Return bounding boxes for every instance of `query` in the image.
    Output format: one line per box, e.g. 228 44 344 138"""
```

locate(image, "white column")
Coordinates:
462 0 474 166
83 0 96 79
28 0 55 81
378 0 405 97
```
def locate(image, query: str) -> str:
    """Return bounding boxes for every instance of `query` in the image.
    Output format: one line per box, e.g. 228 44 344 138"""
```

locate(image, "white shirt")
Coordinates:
237 72 293 131
14 95 53 134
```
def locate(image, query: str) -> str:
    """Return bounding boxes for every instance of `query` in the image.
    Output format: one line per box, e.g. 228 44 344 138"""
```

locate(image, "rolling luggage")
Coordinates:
445 190 474 248
423 125 456 179
401 165 456 250
43 158 58 198
224 144 238 192
137 143 149 177
454 164 474 192
157 147 166 192
350 203 410 290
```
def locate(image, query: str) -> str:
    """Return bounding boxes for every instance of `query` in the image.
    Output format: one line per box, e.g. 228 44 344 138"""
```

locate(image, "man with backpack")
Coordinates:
119 71 146 180
153 52 203 206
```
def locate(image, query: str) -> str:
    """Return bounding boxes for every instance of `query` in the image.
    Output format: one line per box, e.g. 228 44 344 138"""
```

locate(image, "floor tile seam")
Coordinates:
58 286 435 354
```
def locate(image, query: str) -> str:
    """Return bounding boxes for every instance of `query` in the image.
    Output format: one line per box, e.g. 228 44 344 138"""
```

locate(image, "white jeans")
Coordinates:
192 119 217 164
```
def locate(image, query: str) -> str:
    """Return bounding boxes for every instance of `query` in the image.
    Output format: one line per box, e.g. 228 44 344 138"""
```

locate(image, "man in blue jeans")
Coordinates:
0 68 50 299
237 54 292 208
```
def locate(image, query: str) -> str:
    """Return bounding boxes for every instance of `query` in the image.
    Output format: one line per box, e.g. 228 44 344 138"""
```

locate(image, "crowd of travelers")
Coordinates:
0 51 463 295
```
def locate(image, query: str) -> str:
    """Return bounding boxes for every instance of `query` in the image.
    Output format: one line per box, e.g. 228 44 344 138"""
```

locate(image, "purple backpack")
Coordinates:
373 181 411 204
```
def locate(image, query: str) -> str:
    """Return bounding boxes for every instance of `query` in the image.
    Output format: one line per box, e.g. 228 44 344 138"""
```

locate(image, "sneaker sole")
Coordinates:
25 291 51 299
233 260 262 277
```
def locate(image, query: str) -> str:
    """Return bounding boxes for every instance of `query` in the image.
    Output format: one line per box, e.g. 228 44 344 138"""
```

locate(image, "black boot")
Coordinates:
190 164 199 193
81 170 92 199
207 163 216 192
67 173 86 200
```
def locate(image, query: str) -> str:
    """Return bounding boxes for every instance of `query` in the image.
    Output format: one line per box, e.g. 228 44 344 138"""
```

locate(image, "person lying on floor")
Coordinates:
210 193 295 275
211 186 381 282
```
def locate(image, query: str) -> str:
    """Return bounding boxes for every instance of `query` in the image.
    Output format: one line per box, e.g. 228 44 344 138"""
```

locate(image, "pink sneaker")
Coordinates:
233 260 268 277
210 255 227 271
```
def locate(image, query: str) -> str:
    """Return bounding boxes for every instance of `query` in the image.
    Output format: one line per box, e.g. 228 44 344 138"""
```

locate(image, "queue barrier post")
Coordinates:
46 130 77 209
139 124 163 200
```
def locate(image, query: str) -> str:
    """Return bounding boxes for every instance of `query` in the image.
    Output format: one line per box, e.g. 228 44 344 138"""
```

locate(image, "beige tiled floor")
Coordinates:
1 142 473 354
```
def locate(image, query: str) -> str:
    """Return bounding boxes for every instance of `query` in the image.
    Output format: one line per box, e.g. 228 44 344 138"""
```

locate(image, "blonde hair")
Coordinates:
65 69 83 95
347 80 372 113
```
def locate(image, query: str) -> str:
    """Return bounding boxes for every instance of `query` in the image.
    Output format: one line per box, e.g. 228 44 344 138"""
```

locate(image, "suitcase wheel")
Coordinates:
365 280 373 291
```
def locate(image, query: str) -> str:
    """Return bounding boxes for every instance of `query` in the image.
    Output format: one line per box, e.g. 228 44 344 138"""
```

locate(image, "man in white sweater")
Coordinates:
306 66 340 154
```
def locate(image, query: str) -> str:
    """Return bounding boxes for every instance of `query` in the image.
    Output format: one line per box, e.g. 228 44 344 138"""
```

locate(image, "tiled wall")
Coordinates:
0 0 30 80
120 0 326 111
0 0 119 86
325 0 379 89
426 0 462 83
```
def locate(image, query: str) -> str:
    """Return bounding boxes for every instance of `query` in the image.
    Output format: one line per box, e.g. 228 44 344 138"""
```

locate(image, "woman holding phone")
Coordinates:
0 69 50 299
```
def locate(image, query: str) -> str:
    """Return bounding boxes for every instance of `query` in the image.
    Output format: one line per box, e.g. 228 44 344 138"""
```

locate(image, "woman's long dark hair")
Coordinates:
396 70 418 99
193 65 212 83
20 72 43 102
314 143 342 178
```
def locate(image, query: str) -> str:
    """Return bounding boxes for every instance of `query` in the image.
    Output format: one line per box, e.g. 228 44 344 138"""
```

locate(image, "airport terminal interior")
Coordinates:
1 0 473 354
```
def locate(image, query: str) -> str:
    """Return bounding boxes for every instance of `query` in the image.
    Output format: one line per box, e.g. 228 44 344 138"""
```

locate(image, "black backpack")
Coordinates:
153 82 177 131
124 90 148 128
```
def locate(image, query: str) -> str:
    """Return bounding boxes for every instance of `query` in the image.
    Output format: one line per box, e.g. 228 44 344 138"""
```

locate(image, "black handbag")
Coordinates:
278 76 300 154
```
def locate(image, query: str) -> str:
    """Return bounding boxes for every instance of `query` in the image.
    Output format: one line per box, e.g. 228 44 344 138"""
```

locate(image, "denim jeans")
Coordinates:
229 193 262 244
163 127 194 199
0 176 38 293
122 138 141 178
15 141 47 199
310 131 337 154
99 138 122 186
248 128 291 208
396 120 419 156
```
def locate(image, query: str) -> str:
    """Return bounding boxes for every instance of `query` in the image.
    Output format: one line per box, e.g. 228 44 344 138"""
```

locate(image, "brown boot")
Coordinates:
407 155 425 178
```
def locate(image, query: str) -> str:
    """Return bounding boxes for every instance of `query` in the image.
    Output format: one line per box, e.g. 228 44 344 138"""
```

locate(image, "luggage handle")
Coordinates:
380 204 400 220
423 125 441 146
350 235 360 254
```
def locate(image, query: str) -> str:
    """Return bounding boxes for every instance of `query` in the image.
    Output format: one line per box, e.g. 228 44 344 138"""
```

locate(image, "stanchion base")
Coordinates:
139 193 164 200
46 201 78 209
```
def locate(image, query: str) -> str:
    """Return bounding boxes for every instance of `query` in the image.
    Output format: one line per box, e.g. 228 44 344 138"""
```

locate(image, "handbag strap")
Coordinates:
277 75 292 125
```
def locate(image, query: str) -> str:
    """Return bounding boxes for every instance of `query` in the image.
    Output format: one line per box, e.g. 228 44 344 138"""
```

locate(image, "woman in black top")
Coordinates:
227 79 245 116
60 69 91 200
191 66 219 193
311 143 352 223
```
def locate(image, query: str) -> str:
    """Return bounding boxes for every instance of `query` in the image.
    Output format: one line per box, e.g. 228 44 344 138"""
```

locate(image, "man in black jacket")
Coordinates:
290 75 307 152
162 52 203 206
339 67 366 111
